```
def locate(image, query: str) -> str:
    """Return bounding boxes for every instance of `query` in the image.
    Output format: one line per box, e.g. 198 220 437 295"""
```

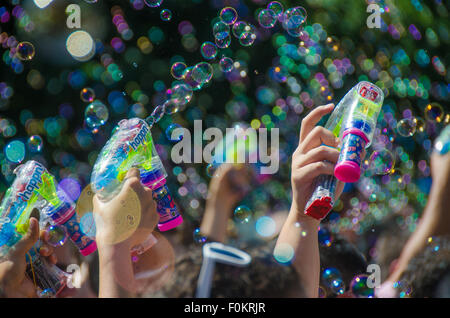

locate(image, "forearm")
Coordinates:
275 205 320 298
97 241 136 298
200 197 234 243
388 177 450 282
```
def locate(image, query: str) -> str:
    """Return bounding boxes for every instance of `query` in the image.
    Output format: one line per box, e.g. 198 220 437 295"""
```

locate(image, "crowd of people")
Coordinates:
0 103 449 298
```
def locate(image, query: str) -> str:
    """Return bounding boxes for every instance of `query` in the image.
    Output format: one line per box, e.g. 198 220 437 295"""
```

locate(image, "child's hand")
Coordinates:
291 104 344 216
0 217 58 298
93 168 159 250
200 163 254 243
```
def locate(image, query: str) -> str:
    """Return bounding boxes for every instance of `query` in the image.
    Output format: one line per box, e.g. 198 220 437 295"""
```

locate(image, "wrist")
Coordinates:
289 203 321 227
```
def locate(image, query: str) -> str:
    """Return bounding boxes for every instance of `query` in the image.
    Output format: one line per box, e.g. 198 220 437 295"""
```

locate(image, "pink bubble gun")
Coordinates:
91 118 183 231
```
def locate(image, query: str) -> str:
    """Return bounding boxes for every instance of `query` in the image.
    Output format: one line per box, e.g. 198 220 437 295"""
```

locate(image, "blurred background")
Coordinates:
0 0 449 260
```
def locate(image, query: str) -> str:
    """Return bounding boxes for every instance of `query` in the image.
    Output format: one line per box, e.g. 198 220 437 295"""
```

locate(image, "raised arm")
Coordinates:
274 104 345 298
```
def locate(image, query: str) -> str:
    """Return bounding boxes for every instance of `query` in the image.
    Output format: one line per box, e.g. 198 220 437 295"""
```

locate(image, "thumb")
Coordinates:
126 168 141 180
10 217 39 258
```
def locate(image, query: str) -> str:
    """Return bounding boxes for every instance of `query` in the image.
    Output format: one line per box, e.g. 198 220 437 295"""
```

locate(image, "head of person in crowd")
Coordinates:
319 234 368 297
153 240 303 298
398 235 450 298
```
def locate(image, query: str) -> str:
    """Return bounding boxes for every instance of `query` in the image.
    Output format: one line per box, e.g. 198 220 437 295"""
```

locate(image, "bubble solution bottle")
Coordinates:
334 82 384 183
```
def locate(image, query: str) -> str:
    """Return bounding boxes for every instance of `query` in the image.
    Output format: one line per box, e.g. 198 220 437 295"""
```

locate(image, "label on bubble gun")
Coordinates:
152 184 178 225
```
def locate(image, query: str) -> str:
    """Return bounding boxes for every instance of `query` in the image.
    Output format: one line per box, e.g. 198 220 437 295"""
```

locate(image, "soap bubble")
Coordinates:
144 0 163 7
424 102 444 123
166 83 193 112
47 225 67 247
255 216 276 237
200 41 218 60
413 117 426 133
232 21 248 38
220 7 238 25
165 123 184 142
368 149 395 175
393 280 412 298
219 57 234 72
282 7 307 37
234 205 252 223
268 1 284 17
318 227 333 247
5 140 25 163
258 9 277 28
213 21 230 40
193 228 207 244
160 9 172 21
170 62 187 79
149 104 165 123
182 67 203 90
239 25 257 46
84 100 109 131
80 87 95 103
350 274 374 298
322 268 345 295
273 242 294 264
80 212 96 238
16 42 35 61
215 35 231 48
192 62 213 84
27 135 43 153
206 163 219 178
397 118 417 137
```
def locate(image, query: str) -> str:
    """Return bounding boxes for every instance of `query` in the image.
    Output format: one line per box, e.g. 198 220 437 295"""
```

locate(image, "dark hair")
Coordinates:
153 240 302 298
319 234 368 294
399 235 450 298
371 217 411 281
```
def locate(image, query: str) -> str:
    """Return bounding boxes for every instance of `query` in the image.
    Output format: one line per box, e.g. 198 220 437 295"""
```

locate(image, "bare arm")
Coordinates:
274 104 345 298
384 151 450 285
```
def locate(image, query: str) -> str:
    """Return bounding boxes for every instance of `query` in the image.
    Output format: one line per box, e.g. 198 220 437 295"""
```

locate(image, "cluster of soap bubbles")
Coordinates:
322 268 345 295
350 274 374 298
193 227 207 244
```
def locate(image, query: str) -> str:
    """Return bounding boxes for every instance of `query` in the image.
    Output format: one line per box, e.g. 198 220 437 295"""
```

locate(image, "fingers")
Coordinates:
10 218 39 258
124 168 148 199
298 161 336 181
295 145 340 168
299 104 334 143
298 126 340 154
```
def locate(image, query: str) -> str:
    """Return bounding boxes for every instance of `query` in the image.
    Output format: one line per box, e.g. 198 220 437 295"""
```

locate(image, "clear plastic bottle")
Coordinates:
334 82 384 183
304 81 384 220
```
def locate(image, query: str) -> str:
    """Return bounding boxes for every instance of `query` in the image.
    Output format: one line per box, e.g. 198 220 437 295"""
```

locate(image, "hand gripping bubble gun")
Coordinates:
0 160 97 296
304 82 384 220
91 118 183 231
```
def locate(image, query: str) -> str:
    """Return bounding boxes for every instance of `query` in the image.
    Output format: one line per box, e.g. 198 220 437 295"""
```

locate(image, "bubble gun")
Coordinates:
91 118 183 231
